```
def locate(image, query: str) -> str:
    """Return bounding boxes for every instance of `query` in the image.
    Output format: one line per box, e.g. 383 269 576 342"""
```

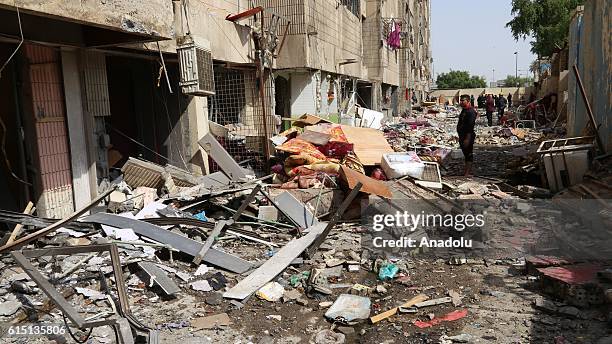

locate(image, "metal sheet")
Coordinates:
81 213 252 273
275 191 318 228
198 133 248 180
223 222 328 300
137 262 180 296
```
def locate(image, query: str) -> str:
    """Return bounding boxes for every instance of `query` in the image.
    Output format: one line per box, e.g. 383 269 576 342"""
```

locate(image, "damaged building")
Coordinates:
0 0 610 344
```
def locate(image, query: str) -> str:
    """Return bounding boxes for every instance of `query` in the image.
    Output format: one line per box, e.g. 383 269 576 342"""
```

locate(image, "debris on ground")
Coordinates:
0 101 610 343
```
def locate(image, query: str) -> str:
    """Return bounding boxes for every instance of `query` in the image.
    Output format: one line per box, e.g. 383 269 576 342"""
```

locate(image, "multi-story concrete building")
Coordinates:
0 0 431 218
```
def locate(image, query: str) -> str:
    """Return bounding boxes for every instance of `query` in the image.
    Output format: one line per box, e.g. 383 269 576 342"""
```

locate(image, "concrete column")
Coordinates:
187 95 210 175
61 48 93 209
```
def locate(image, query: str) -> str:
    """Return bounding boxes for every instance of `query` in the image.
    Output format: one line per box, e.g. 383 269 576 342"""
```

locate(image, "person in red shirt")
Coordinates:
485 94 495 126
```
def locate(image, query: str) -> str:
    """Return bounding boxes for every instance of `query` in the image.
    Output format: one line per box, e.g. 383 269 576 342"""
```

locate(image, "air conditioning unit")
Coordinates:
177 34 215 96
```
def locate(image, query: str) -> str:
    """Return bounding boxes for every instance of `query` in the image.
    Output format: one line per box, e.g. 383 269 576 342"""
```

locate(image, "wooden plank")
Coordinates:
6 202 34 245
572 65 605 154
193 220 226 265
340 166 392 198
340 125 393 166
223 222 328 300
370 294 428 323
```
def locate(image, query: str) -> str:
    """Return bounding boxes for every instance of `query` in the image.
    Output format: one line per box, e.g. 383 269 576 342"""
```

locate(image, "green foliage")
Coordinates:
506 0 584 57
502 74 534 87
435 70 487 89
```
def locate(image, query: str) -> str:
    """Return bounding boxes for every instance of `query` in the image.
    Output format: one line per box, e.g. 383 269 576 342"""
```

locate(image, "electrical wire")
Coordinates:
62 312 93 344
0 0 23 79
109 125 170 162
0 116 31 185
182 0 192 35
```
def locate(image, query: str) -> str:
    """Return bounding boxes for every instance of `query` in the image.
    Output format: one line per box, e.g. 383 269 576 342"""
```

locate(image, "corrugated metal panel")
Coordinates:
81 51 112 117
568 0 611 151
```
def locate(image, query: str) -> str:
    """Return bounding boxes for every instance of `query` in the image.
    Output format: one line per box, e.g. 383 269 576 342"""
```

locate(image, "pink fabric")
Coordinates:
387 22 401 49
413 309 468 328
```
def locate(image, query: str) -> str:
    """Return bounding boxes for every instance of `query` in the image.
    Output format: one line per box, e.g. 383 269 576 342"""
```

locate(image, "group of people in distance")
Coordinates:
455 92 513 176
475 93 512 127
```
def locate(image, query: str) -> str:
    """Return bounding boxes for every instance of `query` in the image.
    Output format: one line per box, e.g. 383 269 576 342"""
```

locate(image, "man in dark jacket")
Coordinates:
477 94 485 108
507 93 512 108
496 94 507 123
457 94 477 176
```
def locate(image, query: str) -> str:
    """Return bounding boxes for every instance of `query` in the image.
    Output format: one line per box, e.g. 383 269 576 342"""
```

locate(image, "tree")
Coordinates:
502 74 534 87
506 0 583 57
435 70 486 89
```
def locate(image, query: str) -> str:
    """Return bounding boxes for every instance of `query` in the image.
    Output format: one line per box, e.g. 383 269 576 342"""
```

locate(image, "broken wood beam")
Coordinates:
370 294 428 323
6 201 34 245
193 220 226 265
572 64 605 154
193 184 263 265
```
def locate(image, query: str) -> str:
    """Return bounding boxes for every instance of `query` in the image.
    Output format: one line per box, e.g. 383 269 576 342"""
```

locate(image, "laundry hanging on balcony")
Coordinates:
387 20 402 50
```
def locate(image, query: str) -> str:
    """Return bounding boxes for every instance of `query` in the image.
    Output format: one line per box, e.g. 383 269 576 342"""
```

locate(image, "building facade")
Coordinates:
0 0 432 218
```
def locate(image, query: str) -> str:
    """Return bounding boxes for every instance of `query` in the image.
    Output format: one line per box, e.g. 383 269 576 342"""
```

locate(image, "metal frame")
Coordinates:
537 136 594 191
0 187 114 253
11 244 157 344
414 161 443 190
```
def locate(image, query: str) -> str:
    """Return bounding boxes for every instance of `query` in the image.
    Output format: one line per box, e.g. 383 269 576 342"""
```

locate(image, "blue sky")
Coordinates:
431 0 537 83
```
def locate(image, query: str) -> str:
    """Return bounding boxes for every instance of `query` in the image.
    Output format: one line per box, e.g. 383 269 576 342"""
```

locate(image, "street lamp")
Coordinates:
514 52 518 87
492 68 495 85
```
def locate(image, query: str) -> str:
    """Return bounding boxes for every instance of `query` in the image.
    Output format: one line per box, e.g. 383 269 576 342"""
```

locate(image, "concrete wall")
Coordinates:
288 71 339 117
568 0 611 150
157 0 255 64
0 0 173 38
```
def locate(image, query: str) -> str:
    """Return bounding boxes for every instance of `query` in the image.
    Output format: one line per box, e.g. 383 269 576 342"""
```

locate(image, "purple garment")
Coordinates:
387 22 401 49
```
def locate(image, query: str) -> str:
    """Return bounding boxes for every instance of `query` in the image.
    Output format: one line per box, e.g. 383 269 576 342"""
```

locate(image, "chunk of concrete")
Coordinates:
0 300 20 316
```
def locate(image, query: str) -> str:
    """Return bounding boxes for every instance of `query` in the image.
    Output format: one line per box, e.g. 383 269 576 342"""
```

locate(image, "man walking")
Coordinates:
497 94 507 123
507 93 512 108
457 95 477 176
485 94 495 126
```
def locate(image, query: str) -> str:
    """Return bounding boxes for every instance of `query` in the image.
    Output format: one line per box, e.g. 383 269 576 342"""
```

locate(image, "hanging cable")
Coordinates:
62 312 93 344
109 125 170 162
156 41 172 93
182 0 192 35
0 117 31 185
0 0 24 79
